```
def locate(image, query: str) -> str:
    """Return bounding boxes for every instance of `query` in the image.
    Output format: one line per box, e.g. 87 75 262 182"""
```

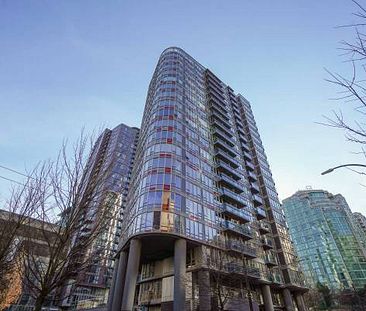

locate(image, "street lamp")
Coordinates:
321 163 366 175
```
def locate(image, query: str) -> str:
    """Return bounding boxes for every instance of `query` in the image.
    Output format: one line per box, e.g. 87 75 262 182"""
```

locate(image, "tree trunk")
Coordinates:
34 294 46 311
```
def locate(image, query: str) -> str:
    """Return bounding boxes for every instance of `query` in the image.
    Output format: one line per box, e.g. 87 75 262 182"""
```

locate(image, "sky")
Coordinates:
0 0 365 214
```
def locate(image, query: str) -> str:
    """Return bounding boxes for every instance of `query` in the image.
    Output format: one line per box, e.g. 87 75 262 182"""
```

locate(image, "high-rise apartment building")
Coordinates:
61 123 139 310
354 212 366 233
283 190 366 291
352 212 366 252
108 47 307 311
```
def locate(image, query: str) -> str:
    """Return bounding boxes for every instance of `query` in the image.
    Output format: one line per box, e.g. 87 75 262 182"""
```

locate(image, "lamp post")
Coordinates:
321 164 366 175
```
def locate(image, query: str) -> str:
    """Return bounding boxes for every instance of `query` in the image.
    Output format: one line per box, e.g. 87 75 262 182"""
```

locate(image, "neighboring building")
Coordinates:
354 212 366 233
353 212 366 251
0 210 59 311
60 124 139 310
108 47 307 311
282 190 366 292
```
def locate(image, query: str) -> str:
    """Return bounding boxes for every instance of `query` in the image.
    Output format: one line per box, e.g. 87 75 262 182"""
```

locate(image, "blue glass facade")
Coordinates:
283 190 366 291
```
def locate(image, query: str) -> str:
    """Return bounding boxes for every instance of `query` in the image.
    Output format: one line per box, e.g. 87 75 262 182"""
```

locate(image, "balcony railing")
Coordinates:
238 133 248 144
214 139 239 157
225 263 260 278
253 194 263 206
213 133 235 152
211 105 230 123
261 237 274 249
259 222 271 234
243 151 252 161
264 254 277 267
256 207 266 219
241 143 250 154
210 98 228 115
270 272 283 284
245 161 255 172
208 82 224 97
212 118 234 138
220 188 247 207
214 149 240 168
208 87 226 102
250 182 260 194
221 220 253 239
216 161 242 181
206 72 223 90
237 127 246 137
247 171 257 182
219 175 244 193
226 240 256 258
221 203 252 223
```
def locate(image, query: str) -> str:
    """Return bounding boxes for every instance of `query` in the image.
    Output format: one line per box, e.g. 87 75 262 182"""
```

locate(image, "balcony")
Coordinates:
243 151 252 161
259 222 271 234
238 133 248 144
216 160 242 181
225 263 260 278
226 241 257 258
256 207 266 219
211 105 230 123
221 203 252 223
208 87 226 102
264 254 277 267
218 174 244 193
220 188 247 208
262 237 274 250
214 138 238 157
213 122 235 146
210 99 228 116
247 171 257 182
221 220 253 239
206 70 223 88
214 149 240 168
250 182 260 194
233 106 241 117
253 194 263 207
211 113 231 132
270 272 283 284
212 120 234 139
207 81 223 96
245 161 255 171
208 92 226 108
237 127 246 137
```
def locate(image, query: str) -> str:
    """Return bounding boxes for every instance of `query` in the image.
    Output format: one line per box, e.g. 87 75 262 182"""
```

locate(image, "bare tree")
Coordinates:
324 0 366 172
0 163 51 309
3 131 119 311
205 249 255 311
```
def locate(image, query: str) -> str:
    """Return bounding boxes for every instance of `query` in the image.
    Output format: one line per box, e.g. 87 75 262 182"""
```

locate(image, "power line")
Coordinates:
0 175 26 187
0 164 32 179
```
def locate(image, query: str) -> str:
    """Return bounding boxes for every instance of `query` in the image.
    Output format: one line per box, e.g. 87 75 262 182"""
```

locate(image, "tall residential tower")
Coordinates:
283 190 366 291
109 47 307 311
61 124 139 310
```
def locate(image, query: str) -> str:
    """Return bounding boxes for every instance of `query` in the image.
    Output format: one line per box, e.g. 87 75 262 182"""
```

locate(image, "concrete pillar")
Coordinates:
261 285 274 311
282 288 294 311
174 239 186 311
198 269 211 311
121 239 141 311
294 293 307 311
107 257 118 310
110 251 128 311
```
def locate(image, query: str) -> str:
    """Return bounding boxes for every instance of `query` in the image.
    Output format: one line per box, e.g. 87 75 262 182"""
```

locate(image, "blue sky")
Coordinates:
0 0 365 214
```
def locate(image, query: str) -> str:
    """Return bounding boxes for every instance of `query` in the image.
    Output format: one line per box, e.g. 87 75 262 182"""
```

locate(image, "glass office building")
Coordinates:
283 190 366 291
61 123 139 310
109 47 307 311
